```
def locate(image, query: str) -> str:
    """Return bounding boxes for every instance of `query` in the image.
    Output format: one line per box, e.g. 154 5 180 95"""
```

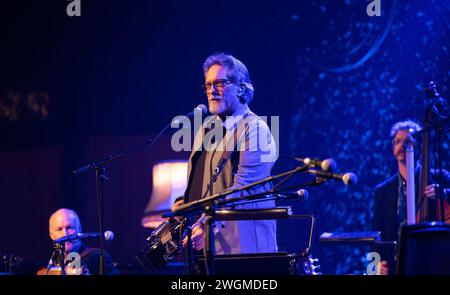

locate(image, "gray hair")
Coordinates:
202 53 254 104
390 120 422 138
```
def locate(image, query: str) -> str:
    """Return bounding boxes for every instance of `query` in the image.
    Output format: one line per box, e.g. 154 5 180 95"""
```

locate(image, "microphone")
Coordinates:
276 189 309 201
295 157 337 172
54 231 115 244
171 104 208 125
104 230 115 241
306 170 358 186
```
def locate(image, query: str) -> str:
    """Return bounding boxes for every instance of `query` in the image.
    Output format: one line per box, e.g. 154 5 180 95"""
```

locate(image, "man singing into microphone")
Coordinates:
172 53 278 255
38 208 117 275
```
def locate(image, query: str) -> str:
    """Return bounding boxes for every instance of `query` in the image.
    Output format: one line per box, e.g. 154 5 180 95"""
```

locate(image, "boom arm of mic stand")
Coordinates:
166 165 312 218
216 179 323 208
72 125 173 175
72 122 175 275
166 166 316 275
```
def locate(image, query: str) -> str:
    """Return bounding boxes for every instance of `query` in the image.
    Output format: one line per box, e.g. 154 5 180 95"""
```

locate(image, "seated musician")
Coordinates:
372 120 450 275
37 208 117 275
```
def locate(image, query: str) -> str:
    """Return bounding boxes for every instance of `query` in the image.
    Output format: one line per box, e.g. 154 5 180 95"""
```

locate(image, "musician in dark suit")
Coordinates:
41 208 117 275
372 120 450 274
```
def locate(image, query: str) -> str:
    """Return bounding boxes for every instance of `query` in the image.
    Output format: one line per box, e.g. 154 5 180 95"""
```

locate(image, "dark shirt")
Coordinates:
76 243 118 275
183 123 228 203
396 174 408 239
373 169 450 242
185 148 207 203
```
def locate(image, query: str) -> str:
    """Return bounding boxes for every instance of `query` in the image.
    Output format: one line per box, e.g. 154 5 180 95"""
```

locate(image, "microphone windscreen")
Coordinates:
104 230 115 241
321 159 337 172
342 173 358 185
196 104 208 114
297 189 309 201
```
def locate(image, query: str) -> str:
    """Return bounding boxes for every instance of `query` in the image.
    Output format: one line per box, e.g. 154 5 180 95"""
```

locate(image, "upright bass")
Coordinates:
417 81 450 223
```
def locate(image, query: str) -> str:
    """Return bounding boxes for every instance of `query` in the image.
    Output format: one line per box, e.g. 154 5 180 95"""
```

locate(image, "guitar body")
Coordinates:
36 266 62 275
36 265 88 275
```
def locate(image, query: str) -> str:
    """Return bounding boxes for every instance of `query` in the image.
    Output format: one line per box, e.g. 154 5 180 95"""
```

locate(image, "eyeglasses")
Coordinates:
392 138 415 147
201 79 236 93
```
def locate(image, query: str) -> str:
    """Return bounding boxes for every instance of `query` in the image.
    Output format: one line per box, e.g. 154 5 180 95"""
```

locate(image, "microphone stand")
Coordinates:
185 216 195 275
218 179 325 208
203 204 215 276
57 243 66 275
95 166 107 275
168 165 312 216
164 164 326 275
47 242 66 275
72 122 175 275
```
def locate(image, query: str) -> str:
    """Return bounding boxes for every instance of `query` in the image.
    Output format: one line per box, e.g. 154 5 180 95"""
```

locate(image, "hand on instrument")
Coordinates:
424 184 440 199
182 220 205 251
171 199 184 212
376 260 389 275
171 198 187 224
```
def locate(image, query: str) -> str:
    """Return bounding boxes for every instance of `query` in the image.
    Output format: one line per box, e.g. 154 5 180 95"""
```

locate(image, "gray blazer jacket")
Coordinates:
185 105 278 254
